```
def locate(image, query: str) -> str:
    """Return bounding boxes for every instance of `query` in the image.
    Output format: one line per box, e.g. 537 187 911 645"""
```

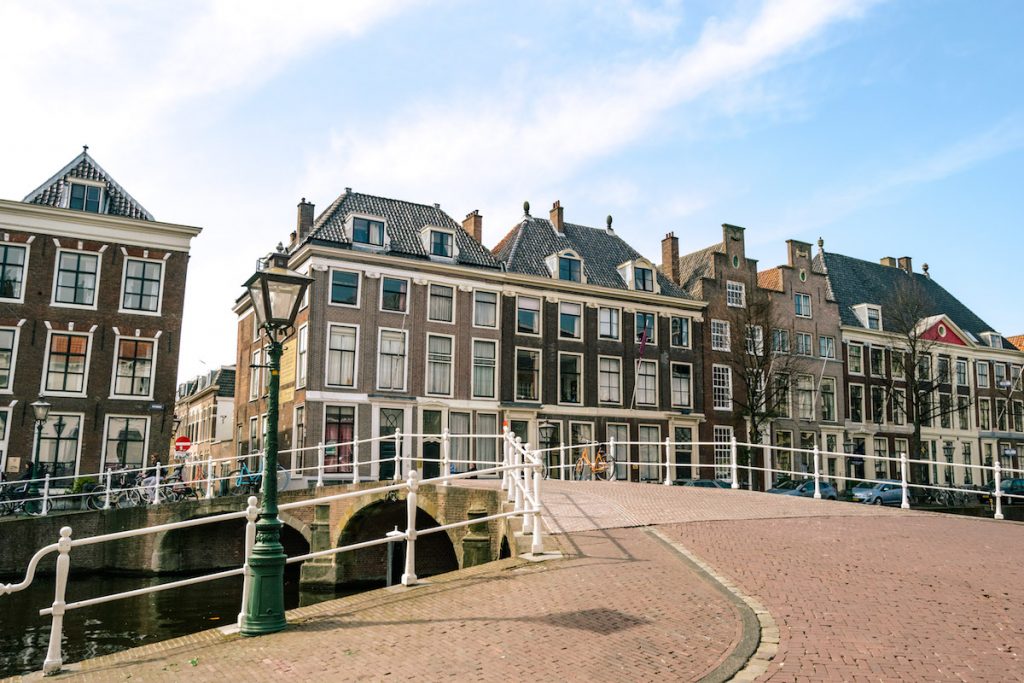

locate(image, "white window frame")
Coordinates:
796 374 815 421
514 346 542 402
379 276 410 314
849 383 865 423
118 256 165 316
101 414 151 471
635 360 658 406
0 240 29 304
557 351 584 405
794 292 812 318
293 404 306 453
41 329 93 398
65 179 105 213
348 213 387 249
109 334 159 400
427 283 456 324
745 325 764 356
795 332 812 356
976 361 990 388
326 323 359 388
713 425 733 480
471 338 498 399
848 343 864 375
819 336 835 359
424 227 457 259
670 316 690 349
33 411 86 479
712 364 732 411
515 295 542 336
871 385 887 425
51 248 102 311
296 324 308 389
598 306 621 341
328 268 361 308
866 306 882 330
376 327 408 392
726 280 746 308
670 362 692 408
0 325 21 394
820 376 837 422
559 301 583 340
425 333 456 397
597 355 622 405
711 320 730 352
249 349 260 401
635 311 657 345
472 289 499 329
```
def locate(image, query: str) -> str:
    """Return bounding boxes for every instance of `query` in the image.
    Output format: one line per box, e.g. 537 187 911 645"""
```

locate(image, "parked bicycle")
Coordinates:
573 441 615 481
0 478 51 516
227 458 291 497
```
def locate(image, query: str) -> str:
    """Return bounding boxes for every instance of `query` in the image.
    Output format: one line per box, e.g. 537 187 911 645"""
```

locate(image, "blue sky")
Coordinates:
1 0 1021 381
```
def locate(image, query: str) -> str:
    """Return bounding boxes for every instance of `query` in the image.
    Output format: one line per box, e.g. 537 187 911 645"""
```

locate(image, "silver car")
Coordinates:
852 480 904 506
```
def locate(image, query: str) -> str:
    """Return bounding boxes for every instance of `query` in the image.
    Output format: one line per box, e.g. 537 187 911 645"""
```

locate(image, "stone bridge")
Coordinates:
0 483 513 586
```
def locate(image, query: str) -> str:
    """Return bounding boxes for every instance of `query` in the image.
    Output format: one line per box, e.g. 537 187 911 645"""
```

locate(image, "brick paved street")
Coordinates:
11 481 1022 682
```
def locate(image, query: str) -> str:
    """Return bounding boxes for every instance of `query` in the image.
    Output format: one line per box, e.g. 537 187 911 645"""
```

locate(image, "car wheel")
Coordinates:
827 495 837 501
872 497 883 505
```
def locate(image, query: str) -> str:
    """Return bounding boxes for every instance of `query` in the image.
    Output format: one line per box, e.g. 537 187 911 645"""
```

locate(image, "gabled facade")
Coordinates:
173 365 236 465
0 148 201 478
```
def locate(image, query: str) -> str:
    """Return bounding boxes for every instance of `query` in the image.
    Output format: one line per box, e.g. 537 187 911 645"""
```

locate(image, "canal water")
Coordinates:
0 567 374 678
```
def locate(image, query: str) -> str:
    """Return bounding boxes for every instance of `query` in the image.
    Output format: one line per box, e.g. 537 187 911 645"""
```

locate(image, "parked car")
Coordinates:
680 479 732 488
979 478 1024 505
851 480 904 506
767 479 838 500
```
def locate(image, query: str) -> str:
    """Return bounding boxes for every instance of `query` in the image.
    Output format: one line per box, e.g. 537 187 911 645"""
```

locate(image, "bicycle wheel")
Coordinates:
22 498 45 516
227 470 246 496
574 459 585 480
86 487 106 510
600 458 616 481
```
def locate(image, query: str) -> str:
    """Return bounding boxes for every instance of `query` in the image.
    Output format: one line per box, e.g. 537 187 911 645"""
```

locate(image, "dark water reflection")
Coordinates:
0 567 373 678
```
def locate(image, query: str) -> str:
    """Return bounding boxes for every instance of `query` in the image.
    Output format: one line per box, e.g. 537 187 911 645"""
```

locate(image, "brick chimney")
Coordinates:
463 210 483 244
661 232 679 284
897 256 912 273
550 200 564 233
296 198 315 242
880 256 897 268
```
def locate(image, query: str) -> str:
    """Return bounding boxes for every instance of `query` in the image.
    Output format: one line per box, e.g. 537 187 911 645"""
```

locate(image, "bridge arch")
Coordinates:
334 500 458 585
154 512 310 573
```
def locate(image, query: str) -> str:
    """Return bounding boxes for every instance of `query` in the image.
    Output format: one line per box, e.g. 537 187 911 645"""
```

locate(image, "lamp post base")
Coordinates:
240 516 287 636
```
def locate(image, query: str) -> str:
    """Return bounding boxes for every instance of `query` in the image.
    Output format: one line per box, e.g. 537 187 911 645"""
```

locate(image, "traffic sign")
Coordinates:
174 435 192 452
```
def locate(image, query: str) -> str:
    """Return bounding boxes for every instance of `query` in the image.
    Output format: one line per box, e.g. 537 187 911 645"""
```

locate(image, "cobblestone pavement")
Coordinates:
39 527 744 682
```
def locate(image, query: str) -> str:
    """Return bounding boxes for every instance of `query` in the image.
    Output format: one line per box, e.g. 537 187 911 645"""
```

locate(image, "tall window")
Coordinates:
0 245 26 300
103 416 147 468
870 347 885 376
977 361 990 388
426 335 453 395
636 360 657 405
515 349 540 401
477 414 499 466
872 386 886 424
634 267 654 292
294 406 306 450
745 325 764 355
381 277 408 312
994 363 1007 387
428 284 454 322
598 357 621 404
54 251 98 306
848 344 863 373
473 291 497 327
517 296 540 334
352 217 384 246
726 281 745 307
38 415 81 477
671 363 691 407
560 302 582 339
849 385 864 422
979 399 991 430
472 340 496 398
330 270 359 306
430 230 453 257
955 360 968 387
818 336 835 358
635 312 655 344
713 426 733 480
558 256 581 282
0 328 15 390
599 307 619 340
113 338 154 397
45 333 89 393
671 317 689 347
296 325 308 388
559 354 582 404
794 293 812 317
327 325 356 387
69 183 102 212
796 375 814 420
866 307 881 330
893 389 907 425
772 329 790 353
957 395 970 430
638 425 660 481
937 357 951 384
711 320 730 351
775 374 791 417
378 330 406 390
940 394 952 429
712 365 732 410
820 377 836 421
122 259 162 312
249 350 260 400
795 332 812 356
324 406 355 473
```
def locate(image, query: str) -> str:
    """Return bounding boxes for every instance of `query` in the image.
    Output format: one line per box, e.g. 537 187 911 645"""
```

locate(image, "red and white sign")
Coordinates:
174 436 192 453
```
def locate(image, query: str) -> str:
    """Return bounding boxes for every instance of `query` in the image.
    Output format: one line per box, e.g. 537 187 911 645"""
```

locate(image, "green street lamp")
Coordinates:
28 399 51 499
240 244 312 637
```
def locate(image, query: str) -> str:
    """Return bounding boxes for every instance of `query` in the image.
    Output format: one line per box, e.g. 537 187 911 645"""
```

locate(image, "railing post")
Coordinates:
609 437 616 482
316 441 325 488
352 443 360 484
205 455 215 499
103 468 112 510
237 496 259 627
501 425 511 491
42 526 72 675
152 465 161 506
394 429 403 482
531 449 544 554
764 445 773 491
994 459 1004 521
663 437 672 486
513 437 524 514
442 427 451 486
899 452 910 509
812 445 822 499
41 473 51 515
729 436 739 489
402 469 419 586
559 441 567 481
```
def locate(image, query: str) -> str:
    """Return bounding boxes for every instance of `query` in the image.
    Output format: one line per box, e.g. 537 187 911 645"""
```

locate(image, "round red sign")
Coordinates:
174 435 192 452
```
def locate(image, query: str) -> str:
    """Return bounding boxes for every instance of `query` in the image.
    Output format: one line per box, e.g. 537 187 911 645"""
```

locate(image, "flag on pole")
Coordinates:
638 317 650 355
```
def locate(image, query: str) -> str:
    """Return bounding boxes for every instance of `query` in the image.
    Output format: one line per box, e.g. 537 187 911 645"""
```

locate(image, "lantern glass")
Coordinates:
244 255 312 333
30 399 51 423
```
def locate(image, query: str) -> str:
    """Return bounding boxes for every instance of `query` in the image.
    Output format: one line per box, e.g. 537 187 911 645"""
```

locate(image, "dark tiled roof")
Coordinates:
494 216 694 299
820 251 1012 348
23 149 154 221
674 243 723 297
215 367 236 398
307 191 500 270
177 366 236 400
757 268 783 292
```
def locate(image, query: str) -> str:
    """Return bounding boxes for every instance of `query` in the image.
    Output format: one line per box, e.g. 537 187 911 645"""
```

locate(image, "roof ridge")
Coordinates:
23 149 155 220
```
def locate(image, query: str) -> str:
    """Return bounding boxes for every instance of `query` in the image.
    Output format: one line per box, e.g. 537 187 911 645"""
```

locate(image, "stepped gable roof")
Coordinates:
758 268 784 292
23 148 154 221
307 190 500 269
820 251 1012 348
494 216 693 299
674 243 724 297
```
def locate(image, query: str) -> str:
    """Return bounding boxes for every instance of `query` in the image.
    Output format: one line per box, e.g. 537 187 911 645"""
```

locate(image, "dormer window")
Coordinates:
867 307 881 330
68 182 103 213
559 256 581 282
352 217 385 246
634 267 654 292
430 230 453 258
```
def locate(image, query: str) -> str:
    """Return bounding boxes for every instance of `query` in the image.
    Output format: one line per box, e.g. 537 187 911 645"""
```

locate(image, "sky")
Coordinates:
1 0 1022 382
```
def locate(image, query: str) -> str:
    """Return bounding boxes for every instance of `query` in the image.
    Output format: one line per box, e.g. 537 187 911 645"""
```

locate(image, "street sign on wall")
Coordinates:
174 436 192 453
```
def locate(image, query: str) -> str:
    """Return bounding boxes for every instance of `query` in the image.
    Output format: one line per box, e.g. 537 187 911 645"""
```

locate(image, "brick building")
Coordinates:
172 365 235 466
0 148 201 479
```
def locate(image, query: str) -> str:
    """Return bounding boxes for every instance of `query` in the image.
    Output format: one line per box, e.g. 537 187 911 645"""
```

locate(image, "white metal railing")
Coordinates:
0 428 544 675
